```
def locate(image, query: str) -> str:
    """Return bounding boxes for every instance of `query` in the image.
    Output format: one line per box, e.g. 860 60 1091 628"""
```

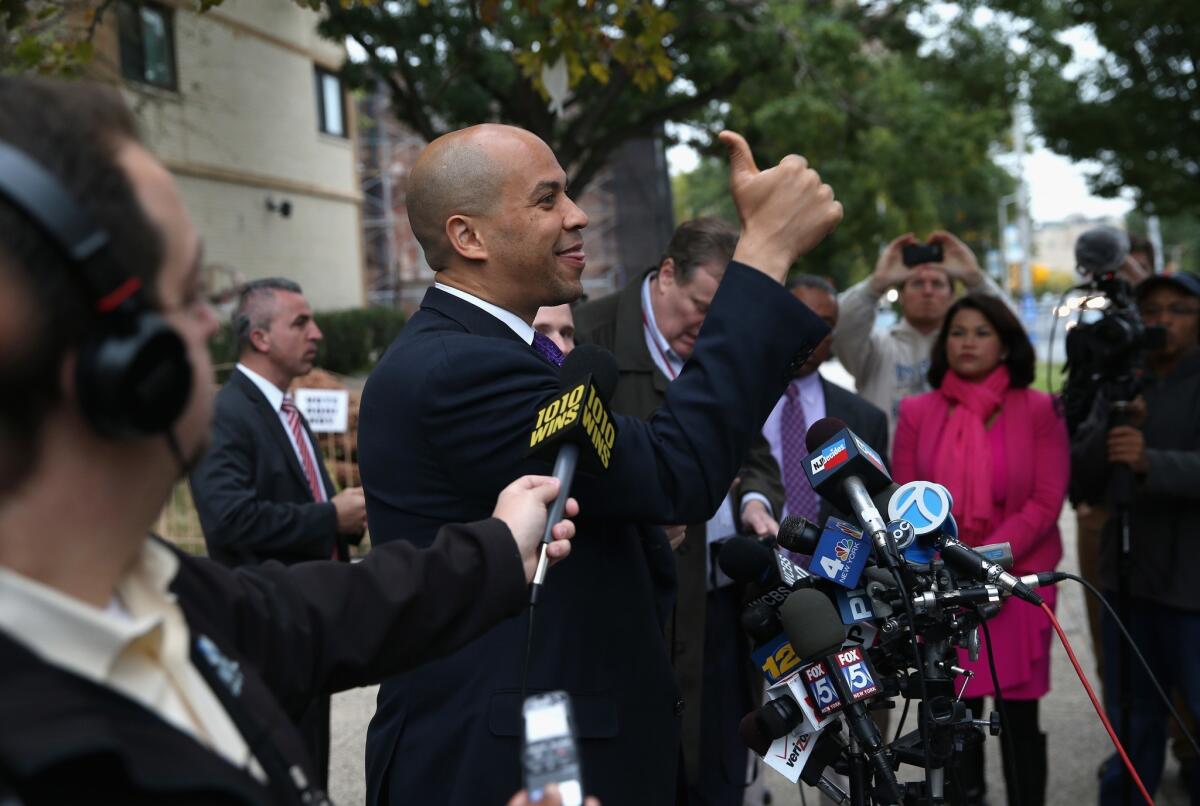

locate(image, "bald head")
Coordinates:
408 124 539 271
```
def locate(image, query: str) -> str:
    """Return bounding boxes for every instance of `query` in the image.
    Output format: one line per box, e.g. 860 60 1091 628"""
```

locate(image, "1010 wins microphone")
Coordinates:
802 417 898 568
525 344 619 602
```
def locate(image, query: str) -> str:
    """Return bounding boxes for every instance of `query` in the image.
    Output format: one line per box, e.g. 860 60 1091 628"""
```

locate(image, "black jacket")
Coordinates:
573 270 786 785
190 369 347 566
0 520 525 804
356 263 827 805
1070 350 1200 610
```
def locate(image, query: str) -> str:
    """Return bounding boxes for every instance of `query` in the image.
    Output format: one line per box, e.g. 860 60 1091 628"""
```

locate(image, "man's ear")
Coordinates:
248 327 271 355
658 258 676 289
446 214 488 262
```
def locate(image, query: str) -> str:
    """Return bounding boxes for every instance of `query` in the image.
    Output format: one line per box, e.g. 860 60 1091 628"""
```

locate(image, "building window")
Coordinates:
315 67 347 137
117 1 177 91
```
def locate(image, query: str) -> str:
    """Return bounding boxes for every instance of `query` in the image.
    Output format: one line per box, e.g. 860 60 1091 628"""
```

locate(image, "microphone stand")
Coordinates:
1106 399 1136 806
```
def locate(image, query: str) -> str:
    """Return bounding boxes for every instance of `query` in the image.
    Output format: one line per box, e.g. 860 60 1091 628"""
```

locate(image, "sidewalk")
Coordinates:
327 506 1191 804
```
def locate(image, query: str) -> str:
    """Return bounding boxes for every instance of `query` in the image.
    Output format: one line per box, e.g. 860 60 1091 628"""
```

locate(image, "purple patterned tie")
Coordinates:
531 331 565 368
781 383 821 521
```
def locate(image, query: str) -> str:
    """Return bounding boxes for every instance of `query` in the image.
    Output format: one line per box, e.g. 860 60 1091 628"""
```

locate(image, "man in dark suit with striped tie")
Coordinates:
189 277 367 784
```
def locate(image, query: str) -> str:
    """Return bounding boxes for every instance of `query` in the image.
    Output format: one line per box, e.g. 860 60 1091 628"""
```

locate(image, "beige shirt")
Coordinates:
0 538 265 781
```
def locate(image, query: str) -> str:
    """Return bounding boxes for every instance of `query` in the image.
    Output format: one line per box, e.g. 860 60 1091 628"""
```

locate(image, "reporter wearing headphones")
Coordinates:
0 76 577 805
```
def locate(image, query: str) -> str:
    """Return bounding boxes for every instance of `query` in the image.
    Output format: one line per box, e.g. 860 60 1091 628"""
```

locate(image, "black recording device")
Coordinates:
522 691 583 806
901 242 943 267
1062 225 1165 435
0 141 192 438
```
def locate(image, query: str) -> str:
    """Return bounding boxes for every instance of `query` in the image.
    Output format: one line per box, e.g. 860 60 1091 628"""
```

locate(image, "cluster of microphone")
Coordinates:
519 350 1069 802
717 417 1065 802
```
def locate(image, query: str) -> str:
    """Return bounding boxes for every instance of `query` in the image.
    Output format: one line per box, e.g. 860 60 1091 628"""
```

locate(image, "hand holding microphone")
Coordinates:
492 476 579 584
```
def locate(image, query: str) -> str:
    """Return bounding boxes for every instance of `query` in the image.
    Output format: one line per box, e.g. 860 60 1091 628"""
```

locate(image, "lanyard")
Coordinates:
642 311 679 380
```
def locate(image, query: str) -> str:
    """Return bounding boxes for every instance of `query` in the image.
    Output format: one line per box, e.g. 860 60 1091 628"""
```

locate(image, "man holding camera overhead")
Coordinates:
831 230 1009 446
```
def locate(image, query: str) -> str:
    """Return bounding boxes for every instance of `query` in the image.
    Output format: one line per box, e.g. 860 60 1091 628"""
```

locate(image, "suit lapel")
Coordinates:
231 370 313 497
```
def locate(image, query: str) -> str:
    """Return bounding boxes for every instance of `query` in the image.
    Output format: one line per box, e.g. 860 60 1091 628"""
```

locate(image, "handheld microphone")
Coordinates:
777 515 822 555
719 535 811 590
525 344 619 602
802 418 897 567
742 695 806 754
937 537 1044 606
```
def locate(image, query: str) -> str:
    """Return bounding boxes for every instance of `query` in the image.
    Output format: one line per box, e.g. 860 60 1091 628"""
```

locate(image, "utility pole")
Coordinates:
1012 89 1036 325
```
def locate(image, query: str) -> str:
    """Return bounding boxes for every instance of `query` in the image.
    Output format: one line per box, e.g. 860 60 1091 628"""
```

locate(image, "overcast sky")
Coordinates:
666 14 1135 226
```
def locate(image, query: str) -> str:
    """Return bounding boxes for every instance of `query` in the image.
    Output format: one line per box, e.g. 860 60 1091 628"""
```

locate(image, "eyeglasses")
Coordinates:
1139 303 1200 318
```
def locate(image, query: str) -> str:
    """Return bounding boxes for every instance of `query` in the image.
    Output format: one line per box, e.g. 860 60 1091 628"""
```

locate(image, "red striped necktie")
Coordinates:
282 396 337 560
281 396 325 503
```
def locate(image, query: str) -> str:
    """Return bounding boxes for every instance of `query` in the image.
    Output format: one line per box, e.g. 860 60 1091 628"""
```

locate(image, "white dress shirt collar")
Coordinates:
0 538 179 680
640 273 685 379
434 282 535 345
237 363 286 411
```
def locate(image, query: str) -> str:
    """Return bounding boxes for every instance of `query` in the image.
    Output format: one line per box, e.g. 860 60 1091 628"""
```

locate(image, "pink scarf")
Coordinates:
932 365 1010 543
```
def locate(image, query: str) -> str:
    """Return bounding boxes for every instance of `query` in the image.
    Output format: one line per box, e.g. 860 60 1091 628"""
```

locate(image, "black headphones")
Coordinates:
0 140 192 438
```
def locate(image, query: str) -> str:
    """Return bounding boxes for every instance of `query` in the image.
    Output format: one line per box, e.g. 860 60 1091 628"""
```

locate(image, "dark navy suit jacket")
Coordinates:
356 263 828 805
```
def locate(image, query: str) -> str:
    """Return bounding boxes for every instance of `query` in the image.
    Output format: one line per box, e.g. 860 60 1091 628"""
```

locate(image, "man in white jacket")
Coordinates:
832 230 1011 446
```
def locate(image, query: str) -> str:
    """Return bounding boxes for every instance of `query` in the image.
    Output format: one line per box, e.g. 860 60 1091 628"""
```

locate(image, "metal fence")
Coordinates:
154 436 360 556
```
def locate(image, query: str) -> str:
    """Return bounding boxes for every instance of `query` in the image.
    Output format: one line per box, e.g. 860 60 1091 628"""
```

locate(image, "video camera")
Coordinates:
721 419 1057 805
1061 225 1165 434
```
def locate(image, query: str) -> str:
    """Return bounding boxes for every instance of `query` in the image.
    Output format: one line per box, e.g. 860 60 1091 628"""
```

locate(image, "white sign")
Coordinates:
294 388 349 433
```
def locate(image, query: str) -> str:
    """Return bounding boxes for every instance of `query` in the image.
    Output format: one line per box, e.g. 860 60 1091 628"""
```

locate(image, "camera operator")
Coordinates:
1069 271 1200 806
832 230 1010 447
0 76 579 804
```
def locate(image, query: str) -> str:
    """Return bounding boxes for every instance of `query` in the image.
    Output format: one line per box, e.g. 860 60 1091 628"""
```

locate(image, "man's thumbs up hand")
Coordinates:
719 130 842 283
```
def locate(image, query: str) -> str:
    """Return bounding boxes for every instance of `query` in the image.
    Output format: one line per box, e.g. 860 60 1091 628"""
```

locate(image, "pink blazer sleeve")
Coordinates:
892 395 923 485
990 393 1069 560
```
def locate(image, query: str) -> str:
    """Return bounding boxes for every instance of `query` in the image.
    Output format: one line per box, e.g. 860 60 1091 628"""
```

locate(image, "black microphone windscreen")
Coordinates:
777 516 822 555
718 536 774 584
780 588 846 662
1075 225 1129 276
805 416 849 453
739 712 772 756
756 696 805 742
560 343 619 402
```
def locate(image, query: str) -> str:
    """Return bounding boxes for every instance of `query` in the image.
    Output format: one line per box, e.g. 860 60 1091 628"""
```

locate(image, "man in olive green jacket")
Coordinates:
575 218 784 806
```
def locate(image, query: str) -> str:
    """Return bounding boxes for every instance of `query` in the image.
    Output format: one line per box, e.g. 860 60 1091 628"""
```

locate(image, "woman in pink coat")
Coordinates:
893 293 1068 806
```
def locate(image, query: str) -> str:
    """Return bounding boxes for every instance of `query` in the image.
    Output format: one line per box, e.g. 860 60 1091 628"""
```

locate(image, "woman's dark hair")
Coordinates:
927 293 1035 389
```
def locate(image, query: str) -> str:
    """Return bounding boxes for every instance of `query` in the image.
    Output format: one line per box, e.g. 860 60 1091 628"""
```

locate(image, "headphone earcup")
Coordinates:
76 311 192 438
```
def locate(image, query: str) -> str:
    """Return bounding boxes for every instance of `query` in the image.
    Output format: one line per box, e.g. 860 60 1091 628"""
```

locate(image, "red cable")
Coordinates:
1039 601 1155 805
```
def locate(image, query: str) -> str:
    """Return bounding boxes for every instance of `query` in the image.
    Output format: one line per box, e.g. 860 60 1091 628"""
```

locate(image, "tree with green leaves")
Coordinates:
979 0 1199 215
319 0 787 194
675 2 1018 287
0 1 105 75
0 0 374 75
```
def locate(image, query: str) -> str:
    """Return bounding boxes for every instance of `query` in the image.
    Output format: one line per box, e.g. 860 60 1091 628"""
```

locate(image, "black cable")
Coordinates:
891 690 911 744
977 608 1022 806
888 564 935 801
1060 571 1200 757
520 602 536 712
